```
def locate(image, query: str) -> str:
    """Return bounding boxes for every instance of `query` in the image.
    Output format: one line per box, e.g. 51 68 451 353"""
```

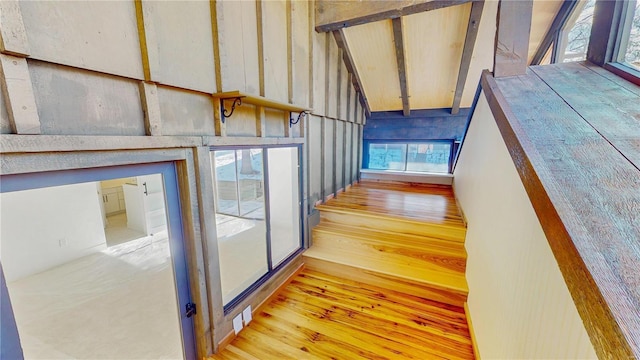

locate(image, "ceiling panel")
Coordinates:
404 3 471 109
343 20 402 112
528 0 564 64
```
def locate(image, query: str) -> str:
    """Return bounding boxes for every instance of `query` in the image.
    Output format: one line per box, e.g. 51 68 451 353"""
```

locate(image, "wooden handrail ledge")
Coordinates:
480 63 640 359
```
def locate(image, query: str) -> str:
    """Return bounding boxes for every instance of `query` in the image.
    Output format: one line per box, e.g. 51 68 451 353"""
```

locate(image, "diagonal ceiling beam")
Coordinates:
391 18 410 117
333 29 372 117
451 0 484 114
316 0 472 33
494 0 533 77
530 0 579 65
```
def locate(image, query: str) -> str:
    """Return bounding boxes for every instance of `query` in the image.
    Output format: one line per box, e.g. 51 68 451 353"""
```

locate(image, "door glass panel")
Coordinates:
267 147 301 267
213 150 239 216
211 149 268 306
0 176 184 359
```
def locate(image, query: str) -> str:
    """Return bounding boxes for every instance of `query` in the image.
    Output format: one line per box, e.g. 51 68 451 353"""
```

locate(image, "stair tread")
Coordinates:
303 247 468 294
316 203 466 228
313 223 466 255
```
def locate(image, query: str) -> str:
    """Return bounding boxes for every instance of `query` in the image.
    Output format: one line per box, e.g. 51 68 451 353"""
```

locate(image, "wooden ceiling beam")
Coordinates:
316 0 472 33
391 18 410 116
451 0 484 114
333 29 372 117
530 0 579 65
494 0 533 77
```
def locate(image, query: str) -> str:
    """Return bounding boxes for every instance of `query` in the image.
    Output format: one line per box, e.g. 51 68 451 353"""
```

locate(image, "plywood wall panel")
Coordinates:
29 61 144 136
335 121 344 189
291 0 310 108
308 115 322 205
339 60 349 120
344 122 353 184
217 0 260 95
263 0 289 103
157 86 215 136
404 3 470 109
0 86 12 133
223 104 258 137
327 37 339 119
312 32 326 115
19 1 143 79
453 93 597 359
323 118 334 196
461 0 498 107
343 20 401 112
265 108 286 137
144 1 216 93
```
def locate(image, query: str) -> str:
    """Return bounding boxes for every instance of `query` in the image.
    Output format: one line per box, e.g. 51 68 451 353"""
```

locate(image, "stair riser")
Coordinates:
303 256 467 307
320 211 466 243
313 225 467 255
312 230 467 274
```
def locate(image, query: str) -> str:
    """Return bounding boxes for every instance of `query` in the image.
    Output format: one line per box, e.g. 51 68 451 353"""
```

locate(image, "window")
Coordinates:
210 145 302 312
558 0 596 63
364 140 454 174
619 0 640 70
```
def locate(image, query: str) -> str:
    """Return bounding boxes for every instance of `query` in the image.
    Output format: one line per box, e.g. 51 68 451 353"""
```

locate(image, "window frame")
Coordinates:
588 0 640 84
362 139 455 174
210 144 304 314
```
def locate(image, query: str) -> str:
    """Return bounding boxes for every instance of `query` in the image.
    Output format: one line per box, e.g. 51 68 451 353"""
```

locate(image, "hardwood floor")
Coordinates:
210 269 474 360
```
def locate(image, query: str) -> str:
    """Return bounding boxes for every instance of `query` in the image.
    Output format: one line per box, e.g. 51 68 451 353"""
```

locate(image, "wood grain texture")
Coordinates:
139 81 162 136
494 0 532 77
0 54 40 134
403 3 471 109
306 180 468 307
315 0 472 33
210 269 473 359
483 67 640 359
0 0 30 56
391 18 410 116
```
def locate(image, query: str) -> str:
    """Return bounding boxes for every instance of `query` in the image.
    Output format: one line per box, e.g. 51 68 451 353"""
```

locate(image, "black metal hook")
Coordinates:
289 111 308 127
221 97 242 123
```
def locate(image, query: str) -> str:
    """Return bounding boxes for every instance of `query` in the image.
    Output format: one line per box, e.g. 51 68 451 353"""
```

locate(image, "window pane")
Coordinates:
623 0 640 70
235 149 265 219
367 143 407 170
406 143 451 173
559 0 595 63
212 150 239 216
267 147 301 267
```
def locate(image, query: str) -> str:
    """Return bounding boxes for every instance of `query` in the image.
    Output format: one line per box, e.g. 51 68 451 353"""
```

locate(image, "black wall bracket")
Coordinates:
221 97 243 123
289 111 308 128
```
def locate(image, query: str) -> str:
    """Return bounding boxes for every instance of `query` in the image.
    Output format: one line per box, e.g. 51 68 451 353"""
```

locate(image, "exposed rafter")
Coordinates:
333 29 372 117
451 0 484 114
391 18 410 117
316 0 472 33
530 0 579 65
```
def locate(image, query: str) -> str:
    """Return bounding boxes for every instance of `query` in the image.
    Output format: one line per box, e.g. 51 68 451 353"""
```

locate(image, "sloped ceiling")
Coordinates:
321 0 565 114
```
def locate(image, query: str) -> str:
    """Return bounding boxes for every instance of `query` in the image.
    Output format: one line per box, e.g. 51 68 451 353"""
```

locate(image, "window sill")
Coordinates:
360 169 453 185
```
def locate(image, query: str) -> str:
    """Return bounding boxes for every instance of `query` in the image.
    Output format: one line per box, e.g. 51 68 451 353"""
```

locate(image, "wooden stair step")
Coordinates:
302 254 467 307
312 227 466 275
303 246 468 294
318 208 467 243
313 223 467 254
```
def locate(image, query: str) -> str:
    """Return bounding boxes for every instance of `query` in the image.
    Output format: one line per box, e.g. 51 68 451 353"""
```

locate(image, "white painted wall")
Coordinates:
453 92 597 359
0 182 107 282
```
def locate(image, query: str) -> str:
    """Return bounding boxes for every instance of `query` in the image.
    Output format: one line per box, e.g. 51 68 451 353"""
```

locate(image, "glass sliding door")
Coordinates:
212 149 268 306
211 145 302 311
267 147 301 267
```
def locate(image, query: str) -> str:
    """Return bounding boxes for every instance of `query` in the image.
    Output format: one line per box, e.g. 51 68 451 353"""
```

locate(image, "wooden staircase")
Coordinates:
303 180 468 307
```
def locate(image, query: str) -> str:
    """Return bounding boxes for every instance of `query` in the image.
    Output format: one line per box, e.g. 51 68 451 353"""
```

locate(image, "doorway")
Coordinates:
0 163 195 359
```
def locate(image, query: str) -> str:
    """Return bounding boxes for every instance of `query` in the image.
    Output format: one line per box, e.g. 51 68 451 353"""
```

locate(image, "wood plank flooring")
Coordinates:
209 269 474 360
